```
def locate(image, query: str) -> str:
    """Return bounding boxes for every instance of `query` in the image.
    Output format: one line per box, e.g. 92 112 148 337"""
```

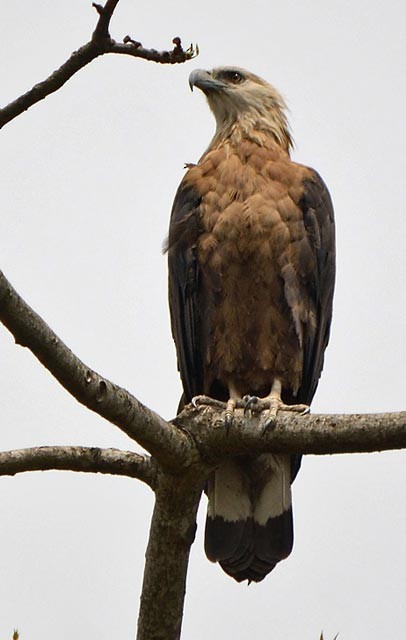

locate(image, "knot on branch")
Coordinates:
123 35 142 48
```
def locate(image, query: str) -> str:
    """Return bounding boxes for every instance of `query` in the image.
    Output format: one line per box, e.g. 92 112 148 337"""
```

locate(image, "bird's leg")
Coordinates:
191 383 242 432
243 379 309 433
224 382 241 432
262 379 309 431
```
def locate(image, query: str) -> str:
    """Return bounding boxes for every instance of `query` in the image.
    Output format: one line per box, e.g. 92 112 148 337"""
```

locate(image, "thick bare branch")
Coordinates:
137 471 205 640
136 407 406 640
2 267 405 467
177 406 406 458
0 271 192 470
2 265 405 468
0 446 156 488
0 0 197 130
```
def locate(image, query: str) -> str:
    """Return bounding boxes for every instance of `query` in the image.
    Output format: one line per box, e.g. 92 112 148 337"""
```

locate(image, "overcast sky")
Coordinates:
1 0 405 639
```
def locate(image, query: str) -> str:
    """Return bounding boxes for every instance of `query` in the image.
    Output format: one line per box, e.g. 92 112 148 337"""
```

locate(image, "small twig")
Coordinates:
123 35 142 48
109 38 198 64
0 446 157 488
0 0 198 130
92 0 120 40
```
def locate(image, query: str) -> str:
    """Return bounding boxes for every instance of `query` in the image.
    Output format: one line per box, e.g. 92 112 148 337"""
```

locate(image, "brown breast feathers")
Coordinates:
182 139 317 398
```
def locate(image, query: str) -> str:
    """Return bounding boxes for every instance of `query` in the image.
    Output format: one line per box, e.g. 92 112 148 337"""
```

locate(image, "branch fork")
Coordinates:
1 267 405 640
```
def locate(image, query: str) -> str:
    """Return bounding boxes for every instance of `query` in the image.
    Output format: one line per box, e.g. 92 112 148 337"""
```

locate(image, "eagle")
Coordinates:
166 67 335 582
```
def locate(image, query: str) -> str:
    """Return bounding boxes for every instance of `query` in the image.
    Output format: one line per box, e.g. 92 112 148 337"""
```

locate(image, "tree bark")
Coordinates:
180 406 406 456
136 471 206 640
0 446 156 486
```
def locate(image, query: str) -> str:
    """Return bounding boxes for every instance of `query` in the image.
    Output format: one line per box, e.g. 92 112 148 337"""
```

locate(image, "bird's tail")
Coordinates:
204 454 293 582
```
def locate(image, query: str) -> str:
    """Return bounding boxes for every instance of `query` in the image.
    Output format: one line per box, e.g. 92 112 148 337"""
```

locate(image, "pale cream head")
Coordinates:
189 67 293 151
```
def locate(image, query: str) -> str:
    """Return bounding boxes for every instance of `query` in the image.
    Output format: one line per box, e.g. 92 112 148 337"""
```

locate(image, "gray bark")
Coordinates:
137 471 206 640
0 446 156 487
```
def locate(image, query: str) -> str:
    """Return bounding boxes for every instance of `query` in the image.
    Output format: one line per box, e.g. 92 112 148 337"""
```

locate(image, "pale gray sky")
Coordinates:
1 1 405 638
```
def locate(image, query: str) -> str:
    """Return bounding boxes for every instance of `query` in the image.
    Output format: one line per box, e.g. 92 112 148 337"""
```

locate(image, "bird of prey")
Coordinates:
166 67 335 582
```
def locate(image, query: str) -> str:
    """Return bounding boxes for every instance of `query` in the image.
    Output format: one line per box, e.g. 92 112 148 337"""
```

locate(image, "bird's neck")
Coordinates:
209 110 292 154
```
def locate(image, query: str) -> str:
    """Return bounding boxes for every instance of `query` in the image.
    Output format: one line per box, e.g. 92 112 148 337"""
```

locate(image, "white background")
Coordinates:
1 0 405 638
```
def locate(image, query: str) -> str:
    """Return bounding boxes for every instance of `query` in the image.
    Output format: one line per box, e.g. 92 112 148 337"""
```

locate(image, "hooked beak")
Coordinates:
189 69 226 94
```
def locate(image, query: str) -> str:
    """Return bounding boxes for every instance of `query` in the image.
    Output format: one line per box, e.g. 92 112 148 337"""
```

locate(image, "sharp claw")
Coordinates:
225 396 237 433
261 414 277 435
191 396 201 408
243 395 259 415
225 413 233 434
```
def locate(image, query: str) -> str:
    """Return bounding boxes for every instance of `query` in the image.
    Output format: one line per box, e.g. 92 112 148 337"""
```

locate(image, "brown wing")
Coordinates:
296 170 336 405
282 169 335 482
166 180 205 405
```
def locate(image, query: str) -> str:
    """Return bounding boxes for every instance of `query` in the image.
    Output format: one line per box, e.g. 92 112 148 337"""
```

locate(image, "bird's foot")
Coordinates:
242 394 309 434
262 398 309 434
224 397 237 433
191 395 227 410
191 395 238 433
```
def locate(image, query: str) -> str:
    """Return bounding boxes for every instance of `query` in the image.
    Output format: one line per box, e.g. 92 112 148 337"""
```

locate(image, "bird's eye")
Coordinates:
228 71 244 84
218 70 245 85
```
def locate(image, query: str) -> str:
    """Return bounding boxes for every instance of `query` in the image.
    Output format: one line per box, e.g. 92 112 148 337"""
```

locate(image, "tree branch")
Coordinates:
136 471 205 640
177 406 406 458
0 0 197 130
92 0 121 39
1 271 405 640
134 407 406 640
0 270 192 470
1 268 405 469
0 446 157 488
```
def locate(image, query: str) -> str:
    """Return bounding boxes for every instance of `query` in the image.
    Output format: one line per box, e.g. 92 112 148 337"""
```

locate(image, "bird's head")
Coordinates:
189 66 293 151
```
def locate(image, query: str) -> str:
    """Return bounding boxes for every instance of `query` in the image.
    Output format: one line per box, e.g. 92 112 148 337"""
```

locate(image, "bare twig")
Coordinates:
108 39 197 64
0 446 157 488
92 0 121 39
0 0 197 130
0 271 192 470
